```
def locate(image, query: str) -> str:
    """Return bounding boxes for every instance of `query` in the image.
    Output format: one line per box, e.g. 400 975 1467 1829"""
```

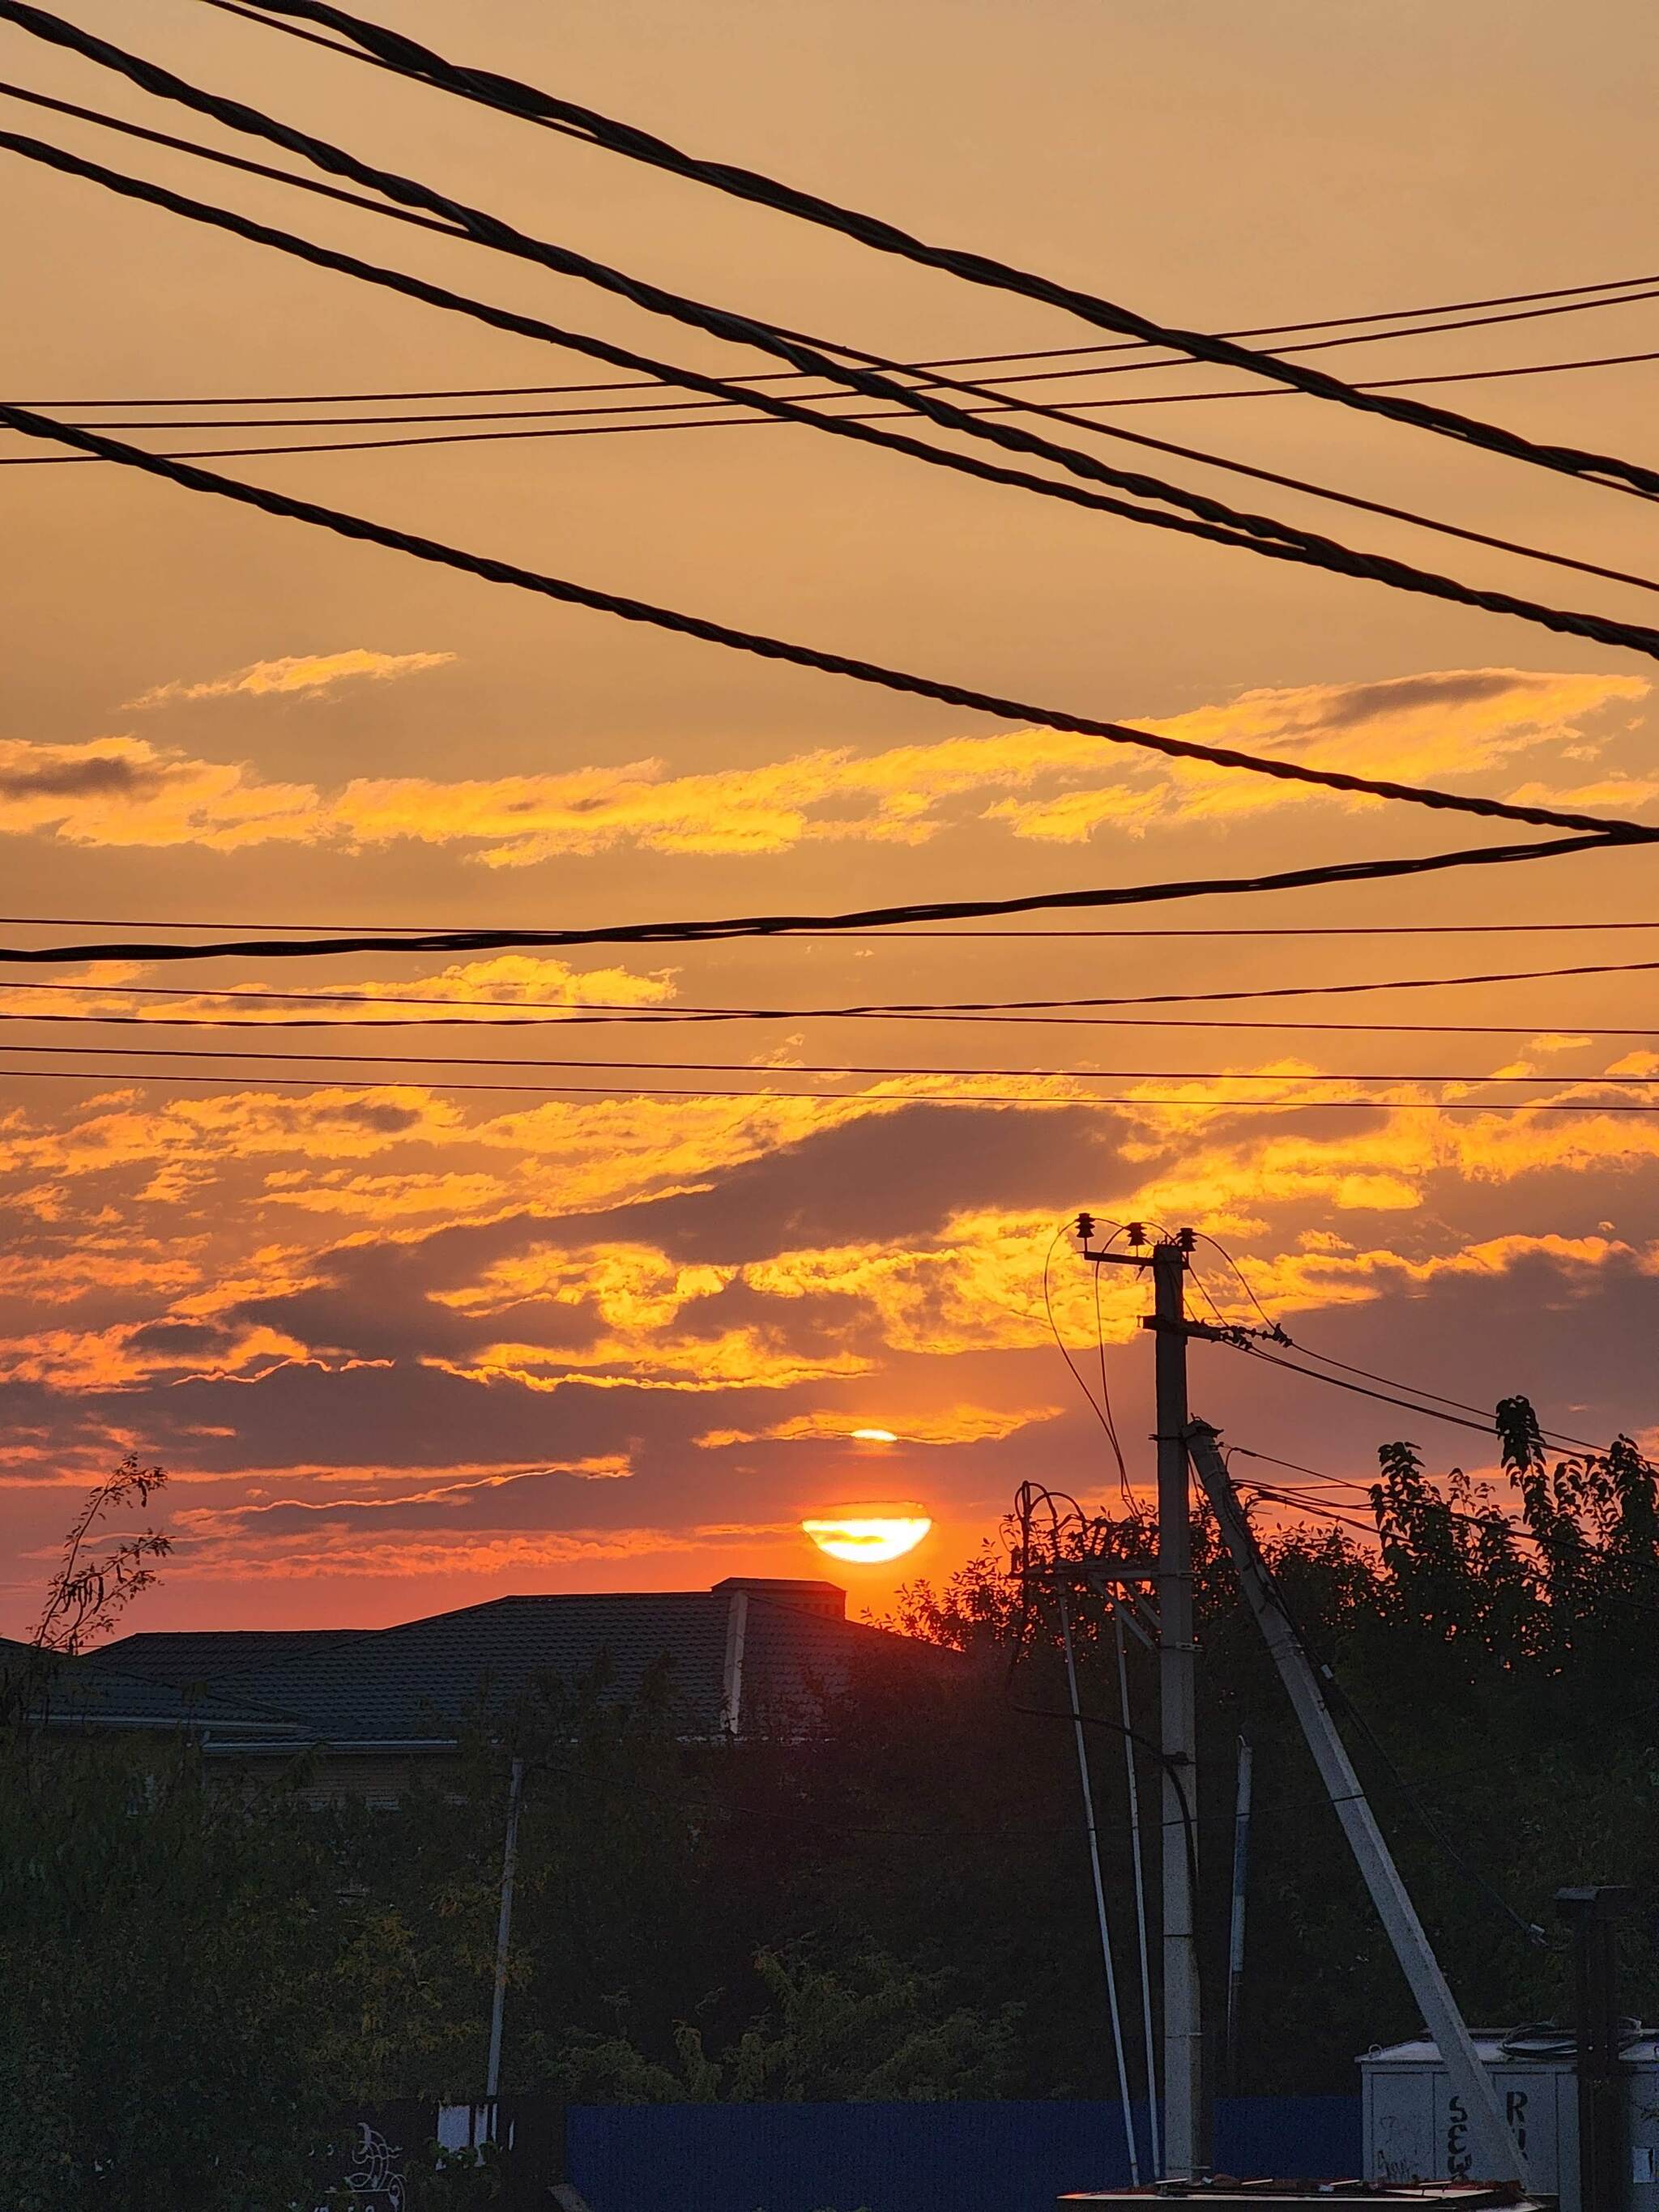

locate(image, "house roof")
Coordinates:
3 1634 301 1737
92 1628 369 1687
223 1591 738 1745
79 1579 949 1752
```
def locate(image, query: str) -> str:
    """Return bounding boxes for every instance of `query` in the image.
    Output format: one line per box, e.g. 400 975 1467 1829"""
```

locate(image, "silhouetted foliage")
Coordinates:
4 1392 1658 2199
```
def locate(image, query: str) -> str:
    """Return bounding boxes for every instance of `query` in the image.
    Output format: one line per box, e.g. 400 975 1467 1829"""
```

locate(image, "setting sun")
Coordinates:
801 1514 932 1565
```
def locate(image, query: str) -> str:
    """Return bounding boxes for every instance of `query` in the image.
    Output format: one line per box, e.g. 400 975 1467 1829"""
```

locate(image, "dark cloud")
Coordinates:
1309 672 1521 732
230 1239 603 1364
0 754 160 800
544 1102 1135 1264
127 1319 232 1357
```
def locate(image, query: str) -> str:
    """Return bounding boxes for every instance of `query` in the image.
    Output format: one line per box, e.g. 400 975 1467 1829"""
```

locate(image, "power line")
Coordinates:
0 978 1653 1039
1271 1345 1607 1456
2 406 1654 856
222 0 1659 505
0 914 1655 940
17 340 1659 423
11 125 1659 646
0 76 1646 605
2 107 1649 616
1229 1341 1507 1437
1184 1233 1614 1462
0 1058 1654 1111
1043 1222 1131 1477
43 296 1659 423
3 1033 1655 1089
26 236 1659 407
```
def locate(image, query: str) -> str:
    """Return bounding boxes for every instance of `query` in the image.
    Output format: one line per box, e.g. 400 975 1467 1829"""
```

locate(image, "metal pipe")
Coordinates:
1114 1601 1162 2176
1225 1735 1253 2094
1059 1585 1141 2184
485 1755 526 2103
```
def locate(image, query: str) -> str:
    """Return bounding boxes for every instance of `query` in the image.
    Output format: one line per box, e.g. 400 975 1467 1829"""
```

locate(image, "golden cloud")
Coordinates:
10 666 1639 862
695 1401 1061 1447
128 647 456 708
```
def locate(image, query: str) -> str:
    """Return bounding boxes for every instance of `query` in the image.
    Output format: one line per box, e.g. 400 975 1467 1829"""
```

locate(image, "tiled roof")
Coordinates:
90 1628 368 1687
217 1592 737 1745
2 1634 301 1737
68 1582 957 1752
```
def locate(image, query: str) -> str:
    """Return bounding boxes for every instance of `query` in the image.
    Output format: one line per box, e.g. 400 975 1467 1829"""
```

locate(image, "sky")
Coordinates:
2 0 1658 1633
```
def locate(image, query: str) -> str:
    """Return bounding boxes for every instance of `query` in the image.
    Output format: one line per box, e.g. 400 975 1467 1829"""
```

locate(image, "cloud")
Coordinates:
9 665 1639 863
0 953 678 1030
128 647 456 708
696 1403 1060 1447
986 667 1647 841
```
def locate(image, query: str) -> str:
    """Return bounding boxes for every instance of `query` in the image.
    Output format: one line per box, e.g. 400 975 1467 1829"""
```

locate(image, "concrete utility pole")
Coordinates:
1149 1234 1202 2180
1076 1217 1204 2180
1187 1421 1528 2192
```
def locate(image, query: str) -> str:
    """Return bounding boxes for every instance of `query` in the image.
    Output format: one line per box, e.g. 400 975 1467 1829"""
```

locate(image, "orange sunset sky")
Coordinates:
2 0 1658 1631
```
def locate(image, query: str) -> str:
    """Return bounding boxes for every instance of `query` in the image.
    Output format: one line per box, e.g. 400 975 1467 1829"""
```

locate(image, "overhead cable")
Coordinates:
6 953 1659 1020
1228 1341 1508 1437
0 914 1653 940
2 79 1653 599
0 1031 1652 1088
1188 1236 1610 1457
2 403 1655 858
6 1060 1659 1110
10 127 1659 646
19 262 1659 407
220 0 1659 504
0 979 1651 1039
17 339 1659 416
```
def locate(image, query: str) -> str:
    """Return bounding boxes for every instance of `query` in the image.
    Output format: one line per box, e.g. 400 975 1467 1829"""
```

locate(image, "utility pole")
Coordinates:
1557 1885 1632 2212
1075 1217 1203 2180
1187 1421 1527 2191
1149 1233 1202 2180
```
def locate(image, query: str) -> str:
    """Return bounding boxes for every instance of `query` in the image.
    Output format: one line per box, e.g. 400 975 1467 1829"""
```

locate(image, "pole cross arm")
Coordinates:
1141 1315 1249 1343
1183 1417 1529 2193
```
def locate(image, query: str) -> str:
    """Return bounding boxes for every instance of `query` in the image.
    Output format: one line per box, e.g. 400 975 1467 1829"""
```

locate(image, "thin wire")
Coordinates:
1245 1478 1659 1632
8 2 1659 649
2 916 1659 940
22 1026 1654 1088
1274 1345 1606 1456
1056 1584 1142 2182
0 978 1653 1039
1220 1456 1554 1946
49 289 1659 424
6 1031 1659 1089
8 1060 1659 1111
1191 1233 1281 1334
15 343 1659 437
0 96 1649 603
1044 1225 1123 1447
11 416 1654 853
1230 1341 1507 1434
0 76 467 237
26 242 1659 405
12 125 1659 650
1092 1255 1134 1509
221 0 1659 504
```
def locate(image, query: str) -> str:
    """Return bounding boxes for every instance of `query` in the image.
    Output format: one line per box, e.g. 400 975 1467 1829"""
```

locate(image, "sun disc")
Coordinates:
801 1513 932 1565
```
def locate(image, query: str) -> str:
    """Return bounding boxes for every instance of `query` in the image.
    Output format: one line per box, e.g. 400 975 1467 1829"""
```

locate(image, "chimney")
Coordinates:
711 1576 847 1621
